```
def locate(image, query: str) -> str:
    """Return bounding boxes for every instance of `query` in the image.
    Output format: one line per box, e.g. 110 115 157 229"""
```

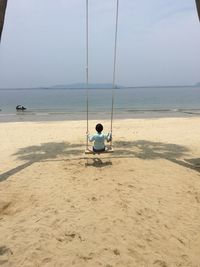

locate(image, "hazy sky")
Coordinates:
0 0 199 88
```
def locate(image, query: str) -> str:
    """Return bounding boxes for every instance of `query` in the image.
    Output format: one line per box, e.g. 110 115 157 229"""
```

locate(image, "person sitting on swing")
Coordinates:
88 123 112 152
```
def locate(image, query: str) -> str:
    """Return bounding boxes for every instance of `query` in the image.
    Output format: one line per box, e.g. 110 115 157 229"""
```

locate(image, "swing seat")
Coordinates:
85 147 114 155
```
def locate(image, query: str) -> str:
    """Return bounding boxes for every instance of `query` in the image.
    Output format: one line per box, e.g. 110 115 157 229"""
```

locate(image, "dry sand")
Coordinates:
0 118 200 267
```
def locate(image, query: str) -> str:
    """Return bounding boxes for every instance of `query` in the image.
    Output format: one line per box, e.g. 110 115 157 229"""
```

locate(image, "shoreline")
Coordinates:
1 109 200 123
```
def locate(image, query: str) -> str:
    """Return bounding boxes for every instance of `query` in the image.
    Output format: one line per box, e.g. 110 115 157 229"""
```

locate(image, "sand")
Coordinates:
0 118 200 267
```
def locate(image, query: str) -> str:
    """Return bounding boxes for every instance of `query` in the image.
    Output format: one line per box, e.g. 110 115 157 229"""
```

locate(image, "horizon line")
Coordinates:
0 84 199 90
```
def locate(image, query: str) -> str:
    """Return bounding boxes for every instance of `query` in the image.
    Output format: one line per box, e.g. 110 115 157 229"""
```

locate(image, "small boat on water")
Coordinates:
16 105 26 111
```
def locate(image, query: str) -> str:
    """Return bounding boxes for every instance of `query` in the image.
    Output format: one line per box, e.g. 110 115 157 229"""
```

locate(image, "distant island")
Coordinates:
44 83 123 89
39 82 200 89
0 83 123 90
0 82 200 90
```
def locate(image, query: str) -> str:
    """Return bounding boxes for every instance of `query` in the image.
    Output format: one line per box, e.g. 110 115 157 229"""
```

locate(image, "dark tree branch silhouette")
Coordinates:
196 0 200 21
0 0 8 42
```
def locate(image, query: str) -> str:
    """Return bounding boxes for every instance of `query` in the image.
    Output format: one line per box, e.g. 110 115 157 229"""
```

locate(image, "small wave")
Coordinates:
35 113 49 116
178 108 200 115
125 109 171 113
0 113 16 116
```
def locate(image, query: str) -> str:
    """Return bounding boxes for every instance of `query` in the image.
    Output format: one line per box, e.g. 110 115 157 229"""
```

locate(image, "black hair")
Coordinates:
96 123 103 133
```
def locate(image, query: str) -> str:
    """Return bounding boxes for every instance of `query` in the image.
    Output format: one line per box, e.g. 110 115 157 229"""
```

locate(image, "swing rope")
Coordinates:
110 0 119 147
86 0 89 149
85 0 119 150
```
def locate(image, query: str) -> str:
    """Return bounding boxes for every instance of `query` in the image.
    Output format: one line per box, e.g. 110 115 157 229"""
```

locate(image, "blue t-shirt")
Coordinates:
89 132 110 150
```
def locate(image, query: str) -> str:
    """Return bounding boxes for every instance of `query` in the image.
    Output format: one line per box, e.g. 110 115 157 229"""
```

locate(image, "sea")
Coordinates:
0 86 200 122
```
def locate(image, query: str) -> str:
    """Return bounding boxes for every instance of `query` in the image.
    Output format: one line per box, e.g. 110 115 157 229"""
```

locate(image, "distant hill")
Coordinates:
1 83 199 90
0 83 123 90
194 82 200 87
48 83 123 89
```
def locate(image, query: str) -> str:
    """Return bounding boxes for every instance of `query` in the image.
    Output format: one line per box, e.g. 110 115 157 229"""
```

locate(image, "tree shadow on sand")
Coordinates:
114 140 200 173
114 140 188 159
0 142 83 182
85 158 112 168
0 140 199 182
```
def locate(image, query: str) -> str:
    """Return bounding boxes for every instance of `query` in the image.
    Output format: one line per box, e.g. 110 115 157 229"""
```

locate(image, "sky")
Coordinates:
0 0 199 88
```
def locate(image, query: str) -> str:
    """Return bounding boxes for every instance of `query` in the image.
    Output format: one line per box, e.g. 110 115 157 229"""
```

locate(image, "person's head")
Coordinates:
96 123 103 133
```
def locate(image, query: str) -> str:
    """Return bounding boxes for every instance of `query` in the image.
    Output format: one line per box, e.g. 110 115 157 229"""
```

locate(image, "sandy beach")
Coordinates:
0 117 200 267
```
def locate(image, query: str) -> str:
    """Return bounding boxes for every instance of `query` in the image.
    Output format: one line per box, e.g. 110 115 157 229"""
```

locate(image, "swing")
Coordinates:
85 147 114 155
84 0 119 155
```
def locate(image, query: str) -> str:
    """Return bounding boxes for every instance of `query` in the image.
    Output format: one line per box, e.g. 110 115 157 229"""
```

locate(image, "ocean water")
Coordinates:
0 86 200 122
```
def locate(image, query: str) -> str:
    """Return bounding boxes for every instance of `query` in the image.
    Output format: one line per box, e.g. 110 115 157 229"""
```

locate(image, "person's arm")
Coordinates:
88 134 95 142
105 133 112 142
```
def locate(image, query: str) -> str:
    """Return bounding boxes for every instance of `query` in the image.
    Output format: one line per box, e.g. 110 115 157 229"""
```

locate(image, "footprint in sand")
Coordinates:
136 208 154 220
0 246 13 265
113 249 120 256
0 201 12 216
153 259 168 267
187 190 200 203
91 196 97 201
0 246 13 256
78 253 94 262
56 232 84 243
128 184 135 188
194 192 200 203
42 257 52 264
